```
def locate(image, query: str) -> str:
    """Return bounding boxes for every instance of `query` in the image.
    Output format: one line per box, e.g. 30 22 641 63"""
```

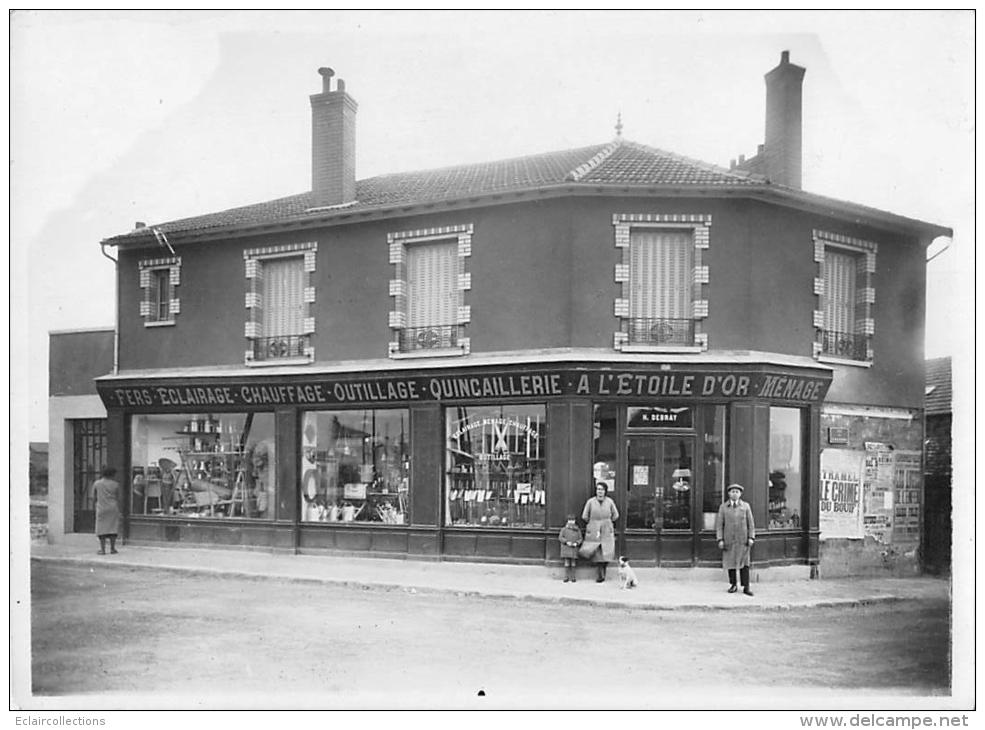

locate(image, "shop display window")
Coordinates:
300 409 410 524
130 412 276 519
769 407 804 529
700 405 727 530
445 405 546 528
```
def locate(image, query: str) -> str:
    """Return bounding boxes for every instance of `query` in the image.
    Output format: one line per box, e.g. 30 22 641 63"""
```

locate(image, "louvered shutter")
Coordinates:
262 257 305 338
629 230 693 319
407 241 458 328
146 270 161 321
823 249 856 334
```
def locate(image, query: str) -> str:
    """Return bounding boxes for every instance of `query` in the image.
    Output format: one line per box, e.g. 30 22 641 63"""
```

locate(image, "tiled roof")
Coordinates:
105 139 759 243
925 357 952 415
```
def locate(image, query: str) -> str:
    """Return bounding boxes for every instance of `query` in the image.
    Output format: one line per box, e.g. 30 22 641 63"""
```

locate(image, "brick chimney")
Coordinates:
763 51 806 189
310 67 358 207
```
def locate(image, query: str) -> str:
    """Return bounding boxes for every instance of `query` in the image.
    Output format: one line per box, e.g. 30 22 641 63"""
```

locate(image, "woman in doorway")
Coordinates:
93 466 122 555
580 482 619 583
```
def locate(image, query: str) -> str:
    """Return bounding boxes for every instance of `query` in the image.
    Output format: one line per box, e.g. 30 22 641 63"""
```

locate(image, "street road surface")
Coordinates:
29 561 949 708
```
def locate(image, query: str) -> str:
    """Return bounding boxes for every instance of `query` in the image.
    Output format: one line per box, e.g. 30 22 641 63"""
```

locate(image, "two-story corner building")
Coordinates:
93 54 949 574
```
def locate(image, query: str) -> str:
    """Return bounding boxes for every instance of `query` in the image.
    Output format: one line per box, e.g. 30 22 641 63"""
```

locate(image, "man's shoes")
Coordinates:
563 577 570 583
596 577 605 583
110 549 118 554
727 584 738 593
97 550 105 555
743 587 754 596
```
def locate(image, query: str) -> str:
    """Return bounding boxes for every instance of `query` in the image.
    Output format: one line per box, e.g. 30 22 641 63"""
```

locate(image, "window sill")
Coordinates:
390 348 467 360
617 344 705 354
245 356 313 368
144 320 176 328
816 355 872 368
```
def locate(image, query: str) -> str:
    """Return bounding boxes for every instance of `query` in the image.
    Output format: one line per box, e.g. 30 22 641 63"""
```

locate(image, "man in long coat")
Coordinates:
93 466 122 555
715 483 755 596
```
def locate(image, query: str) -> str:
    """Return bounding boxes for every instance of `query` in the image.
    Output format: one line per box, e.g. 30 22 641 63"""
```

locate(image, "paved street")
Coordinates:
30 560 949 709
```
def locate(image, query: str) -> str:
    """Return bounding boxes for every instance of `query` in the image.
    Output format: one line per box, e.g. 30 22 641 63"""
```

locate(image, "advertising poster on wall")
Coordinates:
863 442 895 543
819 449 864 538
892 450 923 544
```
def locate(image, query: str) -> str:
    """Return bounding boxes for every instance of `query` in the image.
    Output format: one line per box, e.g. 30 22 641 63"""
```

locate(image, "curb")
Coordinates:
30 554 912 612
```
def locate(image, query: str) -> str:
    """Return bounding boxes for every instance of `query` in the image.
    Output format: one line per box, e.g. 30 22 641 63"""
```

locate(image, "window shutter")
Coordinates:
406 241 458 328
629 230 693 319
823 249 857 334
146 271 161 321
261 258 305 338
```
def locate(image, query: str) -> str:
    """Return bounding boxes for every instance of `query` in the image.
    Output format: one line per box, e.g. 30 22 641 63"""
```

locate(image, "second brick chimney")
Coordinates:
310 67 358 207
763 50 806 189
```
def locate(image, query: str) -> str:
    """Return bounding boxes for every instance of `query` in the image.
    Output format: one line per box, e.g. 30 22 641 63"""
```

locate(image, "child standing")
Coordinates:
558 514 583 583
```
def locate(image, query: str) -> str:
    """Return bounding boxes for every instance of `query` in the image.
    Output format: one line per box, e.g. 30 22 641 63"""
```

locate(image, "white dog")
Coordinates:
617 556 638 589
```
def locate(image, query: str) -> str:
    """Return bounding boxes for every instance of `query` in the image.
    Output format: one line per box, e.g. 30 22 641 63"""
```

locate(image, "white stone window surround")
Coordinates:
812 229 877 368
388 223 472 359
138 256 181 327
612 213 711 352
243 241 318 366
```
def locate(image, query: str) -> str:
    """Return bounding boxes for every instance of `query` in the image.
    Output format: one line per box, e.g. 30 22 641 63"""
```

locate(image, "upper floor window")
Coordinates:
612 214 710 352
244 242 317 365
139 257 180 326
812 230 877 365
388 224 472 358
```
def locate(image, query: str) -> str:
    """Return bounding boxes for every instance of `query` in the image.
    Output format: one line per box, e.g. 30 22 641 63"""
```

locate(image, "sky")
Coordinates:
10 10 974 443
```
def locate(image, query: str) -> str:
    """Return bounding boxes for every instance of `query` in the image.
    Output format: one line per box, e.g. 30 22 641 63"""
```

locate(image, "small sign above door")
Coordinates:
627 406 693 429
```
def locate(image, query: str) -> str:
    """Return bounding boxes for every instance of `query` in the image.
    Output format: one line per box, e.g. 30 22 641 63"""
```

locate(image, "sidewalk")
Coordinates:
30 537 949 611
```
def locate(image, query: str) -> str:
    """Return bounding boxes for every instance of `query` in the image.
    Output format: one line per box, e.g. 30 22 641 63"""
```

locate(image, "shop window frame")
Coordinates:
443 402 547 530
612 213 711 353
298 407 412 527
767 405 807 531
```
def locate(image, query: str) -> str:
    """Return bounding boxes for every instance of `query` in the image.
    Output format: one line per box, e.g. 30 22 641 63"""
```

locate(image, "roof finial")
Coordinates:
615 112 623 138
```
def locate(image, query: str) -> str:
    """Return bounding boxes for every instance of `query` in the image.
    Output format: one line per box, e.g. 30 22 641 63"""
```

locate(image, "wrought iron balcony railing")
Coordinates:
817 329 868 360
624 317 695 346
398 325 461 352
252 334 310 361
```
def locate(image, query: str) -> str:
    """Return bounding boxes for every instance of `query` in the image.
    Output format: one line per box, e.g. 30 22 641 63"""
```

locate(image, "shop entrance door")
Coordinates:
622 435 695 564
72 419 106 533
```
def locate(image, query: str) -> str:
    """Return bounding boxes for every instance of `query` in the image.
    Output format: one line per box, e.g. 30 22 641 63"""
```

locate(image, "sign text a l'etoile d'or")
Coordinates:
100 368 830 410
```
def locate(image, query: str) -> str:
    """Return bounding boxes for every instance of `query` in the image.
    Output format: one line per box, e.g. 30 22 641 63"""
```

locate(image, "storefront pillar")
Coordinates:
729 402 770 526
410 404 442 526
275 408 298 532
105 409 129 538
807 404 822 568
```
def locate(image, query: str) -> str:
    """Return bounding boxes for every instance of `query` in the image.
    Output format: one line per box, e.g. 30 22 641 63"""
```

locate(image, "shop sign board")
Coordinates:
818 448 864 539
98 367 831 411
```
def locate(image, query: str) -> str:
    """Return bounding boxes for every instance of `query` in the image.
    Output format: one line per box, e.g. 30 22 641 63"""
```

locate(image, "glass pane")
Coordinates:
445 404 546 528
73 419 106 513
626 440 656 529
661 437 692 530
769 407 803 529
129 412 276 519
300 409 410 524
700 405 727 530
592 404 618 496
